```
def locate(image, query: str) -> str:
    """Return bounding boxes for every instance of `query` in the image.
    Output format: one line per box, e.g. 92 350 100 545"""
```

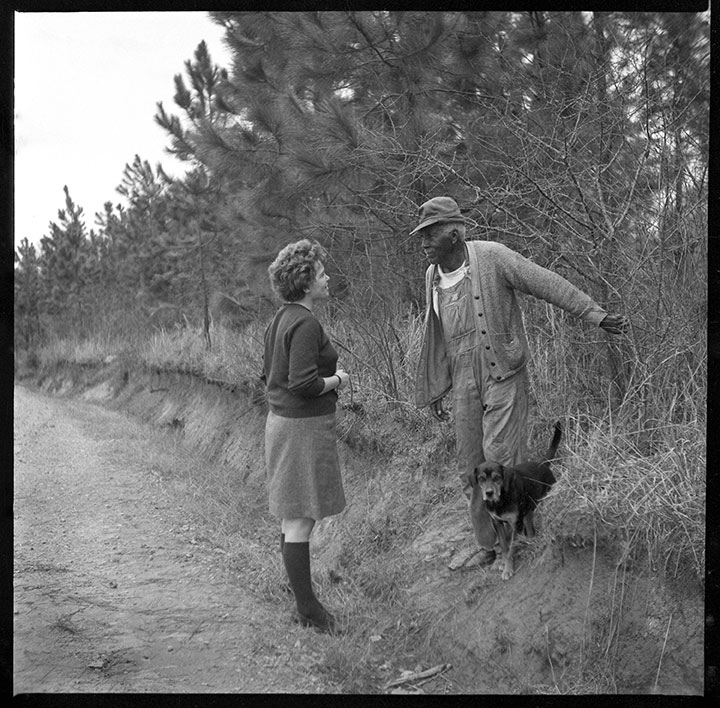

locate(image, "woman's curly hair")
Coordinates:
268 239 328 302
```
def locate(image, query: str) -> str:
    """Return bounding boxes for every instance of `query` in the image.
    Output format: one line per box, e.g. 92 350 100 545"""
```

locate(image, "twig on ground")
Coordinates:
384 663 452 689
653 614 672 692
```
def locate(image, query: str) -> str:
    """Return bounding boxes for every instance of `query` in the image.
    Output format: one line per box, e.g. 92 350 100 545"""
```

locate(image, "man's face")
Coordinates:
420 223 457 265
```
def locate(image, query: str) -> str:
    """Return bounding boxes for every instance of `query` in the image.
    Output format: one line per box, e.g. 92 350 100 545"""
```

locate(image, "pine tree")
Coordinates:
14 238 42 348
39 186 94 335
148 9 707 331
154 39 273 312
192 11 523 305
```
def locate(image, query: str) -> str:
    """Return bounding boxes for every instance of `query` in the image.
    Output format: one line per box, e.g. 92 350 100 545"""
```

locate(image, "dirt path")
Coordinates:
13 385 339 694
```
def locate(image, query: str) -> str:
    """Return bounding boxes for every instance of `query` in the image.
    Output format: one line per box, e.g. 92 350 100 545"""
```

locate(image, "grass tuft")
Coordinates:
543 416 704 582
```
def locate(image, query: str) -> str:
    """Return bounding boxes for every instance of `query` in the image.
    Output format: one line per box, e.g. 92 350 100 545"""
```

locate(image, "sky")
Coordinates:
14 11 233 249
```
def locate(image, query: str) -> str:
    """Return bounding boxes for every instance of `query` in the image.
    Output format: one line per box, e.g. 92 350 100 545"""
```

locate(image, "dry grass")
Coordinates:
526 430 704 585
138 322 265 382
36 335 117 366
26 282 706 692
543 417 705 582
32 298 706 591
520 284 706 585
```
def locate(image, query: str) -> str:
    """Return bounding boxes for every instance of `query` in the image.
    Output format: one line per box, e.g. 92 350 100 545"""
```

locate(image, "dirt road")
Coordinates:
13 385 339 694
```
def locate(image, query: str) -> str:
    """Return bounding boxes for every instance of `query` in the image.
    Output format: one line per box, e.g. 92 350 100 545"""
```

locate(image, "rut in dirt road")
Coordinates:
13 385 339 694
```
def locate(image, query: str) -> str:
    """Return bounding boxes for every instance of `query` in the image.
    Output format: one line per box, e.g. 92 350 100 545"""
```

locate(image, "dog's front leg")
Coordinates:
501 528 516 580
490 518 509 575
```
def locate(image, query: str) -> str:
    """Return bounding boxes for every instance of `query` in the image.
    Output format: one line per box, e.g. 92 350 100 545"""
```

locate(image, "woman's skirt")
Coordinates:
265 410 345 520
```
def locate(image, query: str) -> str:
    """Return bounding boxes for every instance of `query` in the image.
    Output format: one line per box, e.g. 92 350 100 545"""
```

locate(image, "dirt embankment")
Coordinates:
14 360 706 695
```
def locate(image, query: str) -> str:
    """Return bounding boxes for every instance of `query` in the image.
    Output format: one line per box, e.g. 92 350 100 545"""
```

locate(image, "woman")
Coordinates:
263 239 350 633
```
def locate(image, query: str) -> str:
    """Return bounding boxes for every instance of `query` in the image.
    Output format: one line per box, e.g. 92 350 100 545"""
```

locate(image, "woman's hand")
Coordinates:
335 369 350 390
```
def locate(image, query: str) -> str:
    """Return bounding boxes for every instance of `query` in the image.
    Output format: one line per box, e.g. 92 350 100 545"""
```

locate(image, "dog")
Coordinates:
469 422 562 580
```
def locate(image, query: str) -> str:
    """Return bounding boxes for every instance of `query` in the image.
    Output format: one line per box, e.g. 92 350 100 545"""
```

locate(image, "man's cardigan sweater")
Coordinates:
414 240 608 408
263 303 339 418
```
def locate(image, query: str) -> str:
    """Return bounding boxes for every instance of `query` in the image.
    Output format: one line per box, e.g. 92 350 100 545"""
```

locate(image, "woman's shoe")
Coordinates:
292 606 338 634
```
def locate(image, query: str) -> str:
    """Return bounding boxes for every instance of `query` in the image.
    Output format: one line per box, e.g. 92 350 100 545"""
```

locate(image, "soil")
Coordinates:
13 367 707 696
13 385 340 694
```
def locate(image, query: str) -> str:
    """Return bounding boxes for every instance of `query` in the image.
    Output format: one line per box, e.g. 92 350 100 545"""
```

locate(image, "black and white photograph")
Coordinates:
12 7 709 696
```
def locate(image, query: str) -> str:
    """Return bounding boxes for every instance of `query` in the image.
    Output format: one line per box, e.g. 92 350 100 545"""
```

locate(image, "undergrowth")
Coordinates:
22 290 706 692
28 303 706 588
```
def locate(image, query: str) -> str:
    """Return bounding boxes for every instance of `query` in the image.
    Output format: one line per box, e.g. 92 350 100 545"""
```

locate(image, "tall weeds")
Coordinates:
30 257 706 588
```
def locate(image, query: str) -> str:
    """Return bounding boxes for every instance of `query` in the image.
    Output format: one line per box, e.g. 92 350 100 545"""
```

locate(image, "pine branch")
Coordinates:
246 100 284 144
173 74 192 110
346 11 394 68
317 97 359 149
228 27 265 48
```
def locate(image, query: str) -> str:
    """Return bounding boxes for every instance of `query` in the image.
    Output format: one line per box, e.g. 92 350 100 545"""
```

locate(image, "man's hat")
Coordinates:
409 196 464 235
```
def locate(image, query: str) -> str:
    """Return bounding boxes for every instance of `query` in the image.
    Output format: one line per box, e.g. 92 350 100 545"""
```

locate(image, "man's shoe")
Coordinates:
475 549 496 567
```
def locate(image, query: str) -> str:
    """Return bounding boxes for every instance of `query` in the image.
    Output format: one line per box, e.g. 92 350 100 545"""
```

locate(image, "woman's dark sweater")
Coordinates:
263 303 339 418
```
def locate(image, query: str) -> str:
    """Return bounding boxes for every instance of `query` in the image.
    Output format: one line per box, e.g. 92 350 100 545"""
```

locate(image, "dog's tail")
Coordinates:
543 421 562 463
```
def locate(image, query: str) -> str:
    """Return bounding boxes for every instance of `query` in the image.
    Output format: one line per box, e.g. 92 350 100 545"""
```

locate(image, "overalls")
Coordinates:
435 268 530 550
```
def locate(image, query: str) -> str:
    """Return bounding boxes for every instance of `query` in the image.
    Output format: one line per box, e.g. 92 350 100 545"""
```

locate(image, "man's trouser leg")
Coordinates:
452 352 493 549
482 367 529 467
455 367 530 550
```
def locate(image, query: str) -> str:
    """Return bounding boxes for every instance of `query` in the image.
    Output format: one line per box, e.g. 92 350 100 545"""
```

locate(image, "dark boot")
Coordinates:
282 541 335 633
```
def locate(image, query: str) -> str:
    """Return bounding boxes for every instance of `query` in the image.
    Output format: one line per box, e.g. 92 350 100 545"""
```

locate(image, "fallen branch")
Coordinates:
384 663 452 689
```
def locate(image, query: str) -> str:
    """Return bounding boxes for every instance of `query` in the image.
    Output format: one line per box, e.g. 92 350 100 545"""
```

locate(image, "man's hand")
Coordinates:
599 314 628 335
430 398 451 422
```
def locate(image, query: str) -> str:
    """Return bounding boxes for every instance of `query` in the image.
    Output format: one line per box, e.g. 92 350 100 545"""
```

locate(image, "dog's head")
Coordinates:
471 462 511 508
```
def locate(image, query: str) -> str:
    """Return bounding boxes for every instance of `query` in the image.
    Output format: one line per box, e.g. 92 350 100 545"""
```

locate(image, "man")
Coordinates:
411 196 627 566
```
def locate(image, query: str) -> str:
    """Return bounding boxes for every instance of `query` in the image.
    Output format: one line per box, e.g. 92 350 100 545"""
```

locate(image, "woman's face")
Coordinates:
306 261 330 302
